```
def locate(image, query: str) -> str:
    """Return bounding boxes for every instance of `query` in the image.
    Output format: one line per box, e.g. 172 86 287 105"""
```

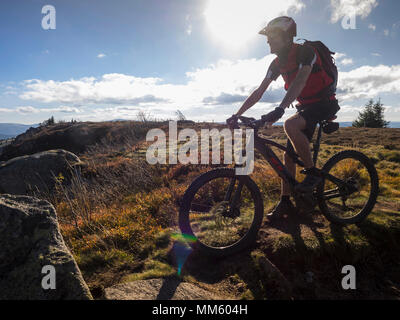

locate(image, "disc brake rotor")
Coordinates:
210 201 239 227
338 178 362 210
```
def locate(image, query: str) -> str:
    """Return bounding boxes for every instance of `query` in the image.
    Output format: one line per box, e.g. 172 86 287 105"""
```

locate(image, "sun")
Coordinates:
204 0 303 49
204 0 260 48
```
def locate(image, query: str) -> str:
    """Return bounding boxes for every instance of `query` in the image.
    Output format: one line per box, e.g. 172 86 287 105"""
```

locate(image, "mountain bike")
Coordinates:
178 116 379 257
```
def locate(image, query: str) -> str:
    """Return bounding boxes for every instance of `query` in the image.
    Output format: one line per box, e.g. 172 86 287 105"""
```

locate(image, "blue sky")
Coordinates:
0 0 399 124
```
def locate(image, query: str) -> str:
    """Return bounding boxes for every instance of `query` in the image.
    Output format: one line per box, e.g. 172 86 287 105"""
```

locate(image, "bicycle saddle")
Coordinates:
320 116 339 134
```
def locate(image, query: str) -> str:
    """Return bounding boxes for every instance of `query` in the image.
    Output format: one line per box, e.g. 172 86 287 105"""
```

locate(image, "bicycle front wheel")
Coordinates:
317 150 379 225
179 168 263 257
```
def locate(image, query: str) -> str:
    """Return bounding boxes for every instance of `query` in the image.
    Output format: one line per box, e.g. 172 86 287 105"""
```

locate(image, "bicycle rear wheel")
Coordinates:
179 168 263 257
317 150 379 224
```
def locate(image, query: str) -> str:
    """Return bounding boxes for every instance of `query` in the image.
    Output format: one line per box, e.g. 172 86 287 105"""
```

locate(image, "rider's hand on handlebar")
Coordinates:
261 107 285 126
226 114 239 129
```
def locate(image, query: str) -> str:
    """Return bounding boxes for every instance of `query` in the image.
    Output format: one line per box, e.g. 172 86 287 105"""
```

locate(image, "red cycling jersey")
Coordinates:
266 43 336 105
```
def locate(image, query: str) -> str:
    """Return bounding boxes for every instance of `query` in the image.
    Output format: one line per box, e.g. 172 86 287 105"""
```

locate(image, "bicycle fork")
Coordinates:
224 177 244 217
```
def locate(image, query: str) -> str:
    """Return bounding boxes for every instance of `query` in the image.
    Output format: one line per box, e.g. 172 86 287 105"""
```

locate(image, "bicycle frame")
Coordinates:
254 124 353 196
253 133 301 189
227 121 355 206
251 123 326 190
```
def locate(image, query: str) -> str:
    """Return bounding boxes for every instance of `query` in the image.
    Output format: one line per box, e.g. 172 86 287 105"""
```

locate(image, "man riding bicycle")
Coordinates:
227 16 340 220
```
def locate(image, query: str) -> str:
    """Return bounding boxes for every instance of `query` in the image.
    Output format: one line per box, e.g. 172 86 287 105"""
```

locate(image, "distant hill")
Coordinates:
0 123 39 139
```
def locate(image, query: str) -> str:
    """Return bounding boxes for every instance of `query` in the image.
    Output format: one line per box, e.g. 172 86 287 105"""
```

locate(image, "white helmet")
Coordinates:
259 16 297 38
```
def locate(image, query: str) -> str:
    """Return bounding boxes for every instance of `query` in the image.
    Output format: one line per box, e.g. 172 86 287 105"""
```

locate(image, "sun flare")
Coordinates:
204 0 304 49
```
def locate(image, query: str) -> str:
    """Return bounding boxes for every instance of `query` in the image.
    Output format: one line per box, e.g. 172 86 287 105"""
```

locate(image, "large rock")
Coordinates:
0 149 83 195
0 194 92 300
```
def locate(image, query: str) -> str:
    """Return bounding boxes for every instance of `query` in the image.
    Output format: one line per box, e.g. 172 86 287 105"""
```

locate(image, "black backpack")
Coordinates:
299 39 338 97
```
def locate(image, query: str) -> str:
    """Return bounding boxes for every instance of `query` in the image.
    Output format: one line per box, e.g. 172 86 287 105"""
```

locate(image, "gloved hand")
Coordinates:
226 114 239 128
261 107 285 124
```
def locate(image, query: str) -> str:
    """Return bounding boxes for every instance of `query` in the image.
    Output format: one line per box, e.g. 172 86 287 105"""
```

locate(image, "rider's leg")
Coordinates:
267 140 297 219
283 113 313 169
284 112 323 193
282 148 296 196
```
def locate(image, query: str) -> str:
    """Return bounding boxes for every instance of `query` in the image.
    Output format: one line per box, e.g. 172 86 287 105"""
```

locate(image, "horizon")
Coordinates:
1 0 399 124
2 119 400 127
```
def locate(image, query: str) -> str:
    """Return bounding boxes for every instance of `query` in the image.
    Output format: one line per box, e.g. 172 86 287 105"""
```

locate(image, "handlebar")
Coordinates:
228 116 266 130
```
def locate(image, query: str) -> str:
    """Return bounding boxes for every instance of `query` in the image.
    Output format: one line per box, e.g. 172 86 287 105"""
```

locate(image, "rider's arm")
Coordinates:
235 77 272 116
235 59 280 116
278 65 312 109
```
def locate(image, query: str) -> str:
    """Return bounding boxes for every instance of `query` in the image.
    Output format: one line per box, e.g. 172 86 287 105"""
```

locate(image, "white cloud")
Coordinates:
20 74 166 104
330 0 378 23
340 58 353 66
334 52 346 60
368 24 376 31
384 29 390 36
97 53 106 58
0 106 82 117
82 106 139 120
383 105 395 111
19 54 284 112
339 104 363 113
371 53 381 57
18 55 400 122
333 52 354 66
18 54 288 121
17 106 40 114
0 108 14 113
336 104 365 121
2 85 18 95
43 106 83 113
185 55 283 96
337 64 400 101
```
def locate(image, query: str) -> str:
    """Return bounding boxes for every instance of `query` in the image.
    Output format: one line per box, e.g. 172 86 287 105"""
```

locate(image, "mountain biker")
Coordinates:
227 16 340 220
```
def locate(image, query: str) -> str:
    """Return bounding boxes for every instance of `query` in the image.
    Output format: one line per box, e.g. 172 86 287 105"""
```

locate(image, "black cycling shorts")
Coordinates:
286 99 340 154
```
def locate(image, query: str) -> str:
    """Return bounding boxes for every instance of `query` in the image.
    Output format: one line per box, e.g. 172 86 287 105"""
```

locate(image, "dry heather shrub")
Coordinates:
52 155 155 229
81 121 161 160
251 161 281 199
59 186 176 259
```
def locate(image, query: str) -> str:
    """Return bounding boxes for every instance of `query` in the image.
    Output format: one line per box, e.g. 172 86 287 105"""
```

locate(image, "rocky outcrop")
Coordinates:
0 149 83 195
0 121 163 161
0 194 92 300
104 278 226 300
13 126 42 145
0 122 114 161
